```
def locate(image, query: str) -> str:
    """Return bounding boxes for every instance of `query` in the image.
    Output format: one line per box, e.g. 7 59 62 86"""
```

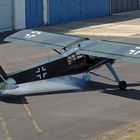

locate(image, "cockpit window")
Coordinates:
67 54 84 65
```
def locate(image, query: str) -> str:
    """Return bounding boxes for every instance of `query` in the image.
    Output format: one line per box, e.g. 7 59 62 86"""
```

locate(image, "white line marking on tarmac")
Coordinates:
20 98 43 133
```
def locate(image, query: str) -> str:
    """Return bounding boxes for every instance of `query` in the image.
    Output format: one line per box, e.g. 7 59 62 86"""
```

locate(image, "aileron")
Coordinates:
77 40 140 63
5 30 85 51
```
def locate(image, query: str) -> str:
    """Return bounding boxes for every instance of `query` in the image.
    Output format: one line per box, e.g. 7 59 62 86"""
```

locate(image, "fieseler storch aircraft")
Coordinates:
0 30 140 94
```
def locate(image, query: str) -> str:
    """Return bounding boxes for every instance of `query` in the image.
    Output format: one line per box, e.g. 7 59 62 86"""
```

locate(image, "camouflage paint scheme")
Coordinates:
0 29 139 92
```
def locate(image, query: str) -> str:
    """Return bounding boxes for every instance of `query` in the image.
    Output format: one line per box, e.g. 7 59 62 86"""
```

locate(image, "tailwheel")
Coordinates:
119 81 127 90
82 73 91 82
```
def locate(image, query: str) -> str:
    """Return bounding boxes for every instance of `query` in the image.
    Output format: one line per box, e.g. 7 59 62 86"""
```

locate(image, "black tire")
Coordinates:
119 81 127 90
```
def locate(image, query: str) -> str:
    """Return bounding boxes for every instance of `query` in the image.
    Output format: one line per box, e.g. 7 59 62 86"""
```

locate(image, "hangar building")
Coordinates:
0 0 139 32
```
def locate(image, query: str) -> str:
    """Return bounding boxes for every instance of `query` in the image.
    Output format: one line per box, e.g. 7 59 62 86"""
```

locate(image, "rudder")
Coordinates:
0 65 7 82
0 66 7 92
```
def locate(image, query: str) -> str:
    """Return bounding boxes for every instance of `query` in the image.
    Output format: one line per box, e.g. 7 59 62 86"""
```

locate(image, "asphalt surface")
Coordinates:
0 11 140 140
39 10 140 45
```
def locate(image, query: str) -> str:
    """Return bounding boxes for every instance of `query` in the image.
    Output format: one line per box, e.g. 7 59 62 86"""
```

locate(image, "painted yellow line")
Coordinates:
32 120 42 133
0 113 13 140
21 98 43 133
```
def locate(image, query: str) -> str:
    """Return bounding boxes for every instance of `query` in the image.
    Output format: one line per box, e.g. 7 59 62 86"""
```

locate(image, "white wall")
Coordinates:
43 0 48 24
14 0 25 30
0 0 12 31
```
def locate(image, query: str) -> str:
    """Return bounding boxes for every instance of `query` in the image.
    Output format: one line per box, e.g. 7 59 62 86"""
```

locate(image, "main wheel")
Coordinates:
119 81 127 90
82 73 91 82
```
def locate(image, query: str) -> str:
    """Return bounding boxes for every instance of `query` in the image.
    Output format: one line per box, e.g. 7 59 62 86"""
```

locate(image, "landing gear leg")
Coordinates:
106 63 127 90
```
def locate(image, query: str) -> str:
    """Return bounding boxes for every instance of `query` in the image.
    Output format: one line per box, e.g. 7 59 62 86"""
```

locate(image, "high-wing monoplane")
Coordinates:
0 30 140 93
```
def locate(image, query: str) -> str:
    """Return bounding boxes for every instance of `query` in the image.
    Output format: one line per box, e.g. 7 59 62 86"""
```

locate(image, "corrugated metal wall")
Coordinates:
25 0 44 28
138 0 140 9
48 0 110 24
0 0 12 31
111 0 138 14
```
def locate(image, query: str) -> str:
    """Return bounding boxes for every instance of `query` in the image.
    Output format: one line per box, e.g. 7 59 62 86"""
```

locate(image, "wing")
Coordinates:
77 40 140 63
4 30 86 50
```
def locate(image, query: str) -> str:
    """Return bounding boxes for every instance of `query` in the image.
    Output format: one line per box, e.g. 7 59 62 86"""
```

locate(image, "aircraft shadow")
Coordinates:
0 77 140 104
0 95 28 104
25 81 140 100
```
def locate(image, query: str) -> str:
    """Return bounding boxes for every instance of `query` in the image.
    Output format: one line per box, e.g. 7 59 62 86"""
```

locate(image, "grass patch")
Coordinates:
95 121 140 140
118 131 140 140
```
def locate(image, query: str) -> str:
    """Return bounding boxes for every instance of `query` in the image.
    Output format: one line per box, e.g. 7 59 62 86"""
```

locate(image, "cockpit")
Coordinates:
67 53 96 66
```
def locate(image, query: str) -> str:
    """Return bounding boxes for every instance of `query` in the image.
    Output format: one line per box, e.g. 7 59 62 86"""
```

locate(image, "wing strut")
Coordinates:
106 63 121 83
89 62 127 90
106 63 127 90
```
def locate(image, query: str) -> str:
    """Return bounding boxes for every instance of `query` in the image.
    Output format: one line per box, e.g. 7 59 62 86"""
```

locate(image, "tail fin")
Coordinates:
0 66 7 92
0 65 7 82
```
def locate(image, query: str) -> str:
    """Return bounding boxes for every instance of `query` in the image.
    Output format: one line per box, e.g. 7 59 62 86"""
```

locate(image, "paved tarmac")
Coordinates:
0 11 140 140
39 10 140 45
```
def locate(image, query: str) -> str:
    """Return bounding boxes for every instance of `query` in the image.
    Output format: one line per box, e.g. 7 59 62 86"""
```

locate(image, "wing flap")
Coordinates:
78 40 140 63
5 30 85 50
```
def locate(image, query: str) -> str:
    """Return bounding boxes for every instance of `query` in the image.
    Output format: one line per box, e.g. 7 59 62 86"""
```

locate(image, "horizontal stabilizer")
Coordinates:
0 66 19 92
